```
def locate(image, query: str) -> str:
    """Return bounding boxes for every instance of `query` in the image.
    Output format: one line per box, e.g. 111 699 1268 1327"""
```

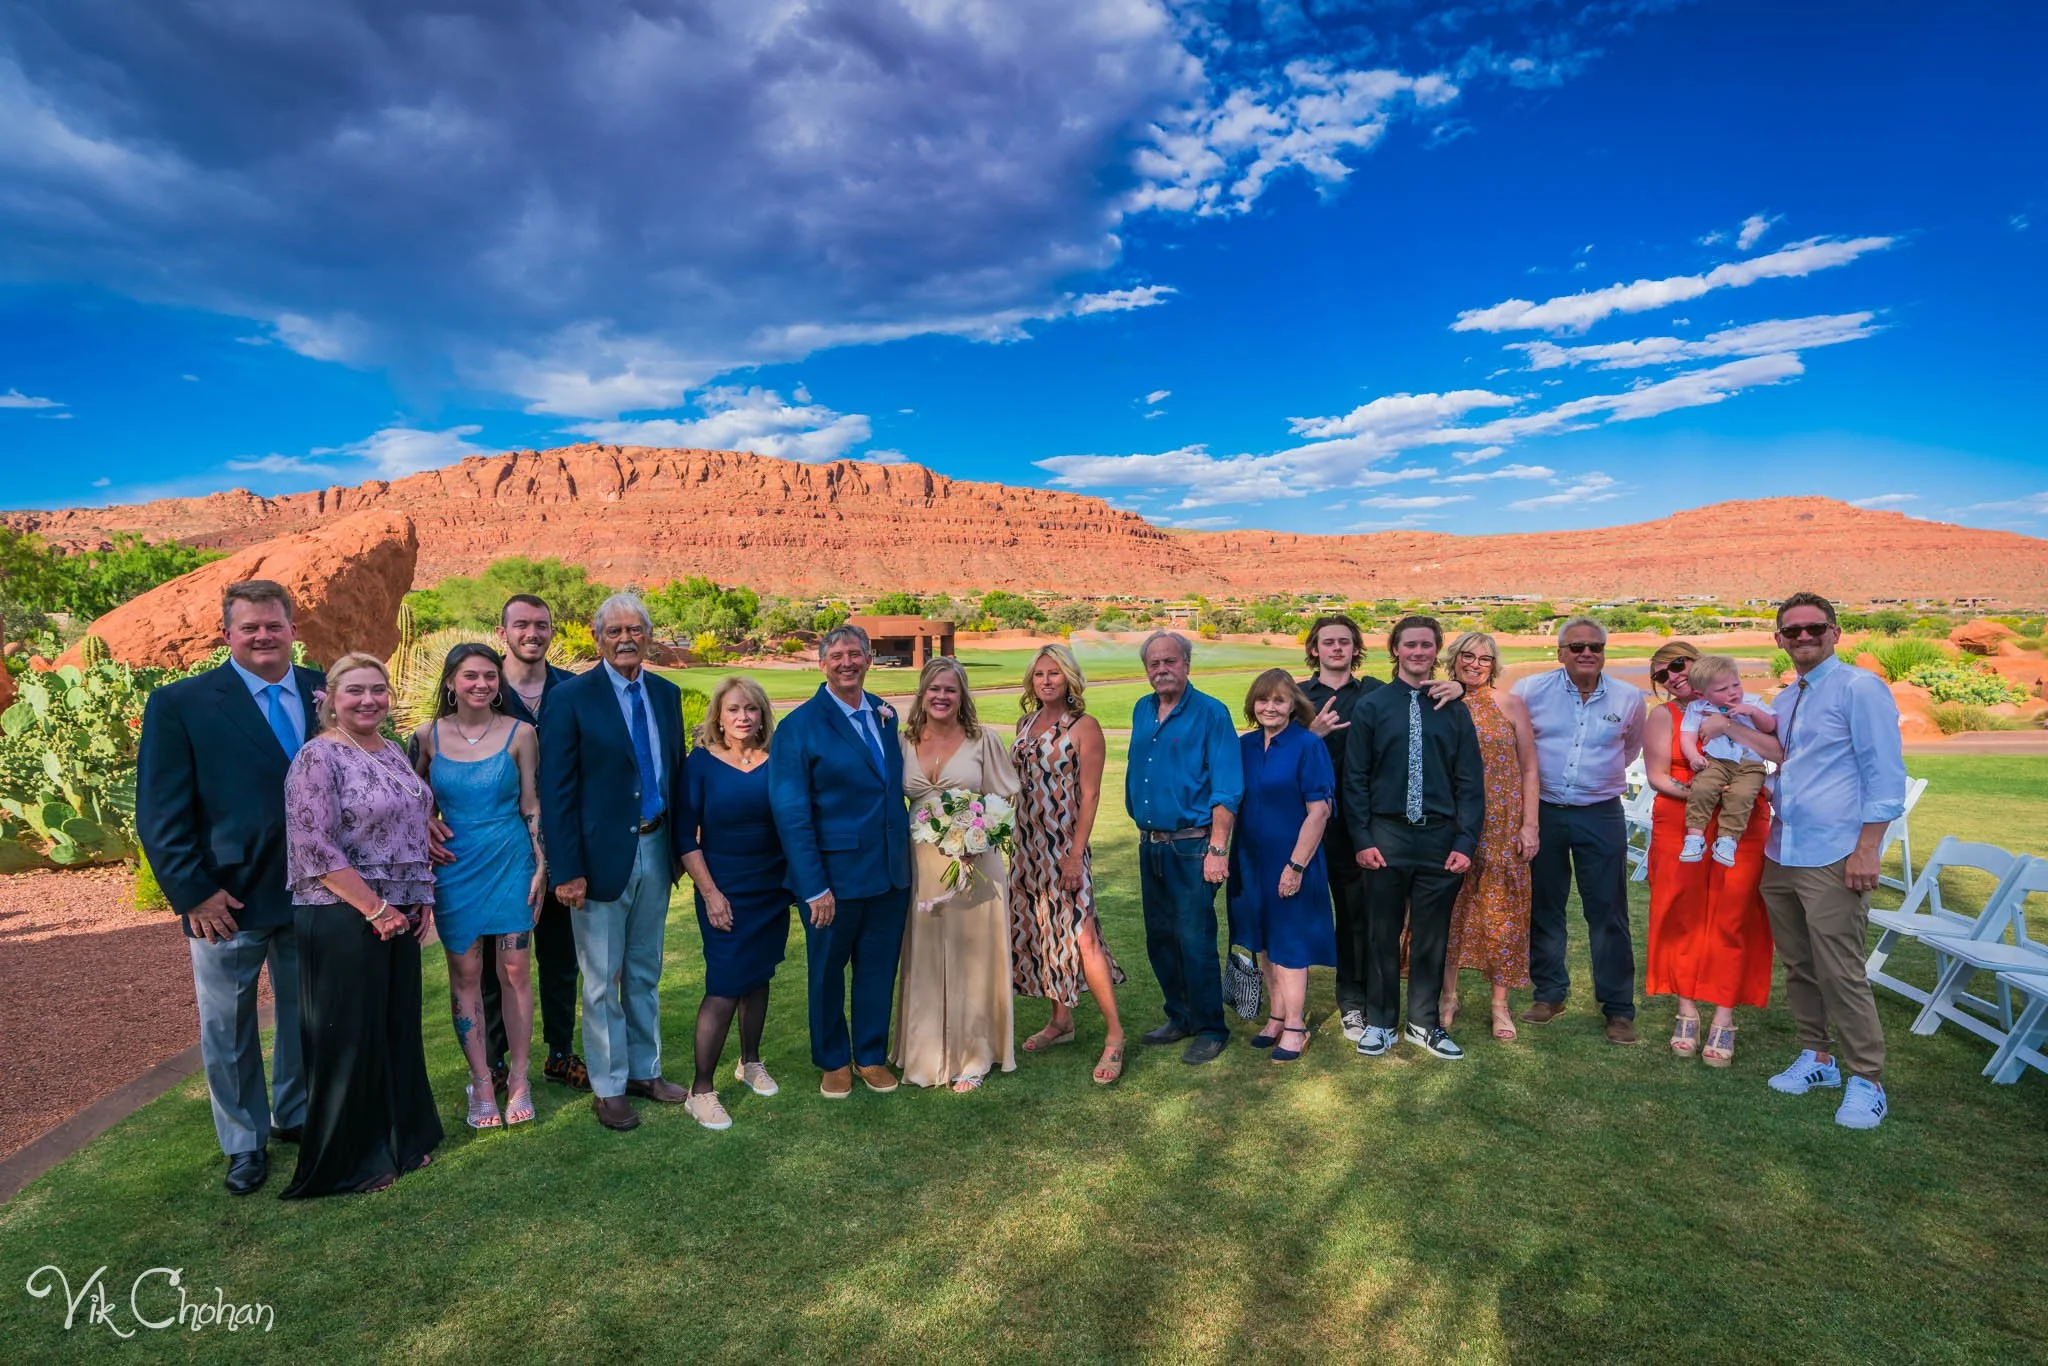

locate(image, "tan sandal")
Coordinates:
1492 1002 1517 1040
1669 1015 1700 1057
1703 1024 1736 1068
1023 1023 1076 1052
1092 1043 1125 1085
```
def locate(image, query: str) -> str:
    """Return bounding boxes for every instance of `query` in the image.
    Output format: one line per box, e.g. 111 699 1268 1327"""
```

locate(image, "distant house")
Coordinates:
847 615 956 668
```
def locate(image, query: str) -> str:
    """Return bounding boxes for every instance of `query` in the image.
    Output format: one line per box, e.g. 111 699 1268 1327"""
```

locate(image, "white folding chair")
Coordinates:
1620 760 1654 882
1911 857 2048 1051
1866 837 2030 1006
1877 776 1931 893
1983 970 2048 1084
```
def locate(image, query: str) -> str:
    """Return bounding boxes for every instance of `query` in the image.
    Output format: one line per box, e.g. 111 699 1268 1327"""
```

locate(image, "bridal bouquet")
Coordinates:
909 788 1015 912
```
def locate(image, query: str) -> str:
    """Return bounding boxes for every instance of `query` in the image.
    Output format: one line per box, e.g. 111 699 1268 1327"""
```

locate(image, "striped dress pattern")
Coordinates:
1009 712 1126 1006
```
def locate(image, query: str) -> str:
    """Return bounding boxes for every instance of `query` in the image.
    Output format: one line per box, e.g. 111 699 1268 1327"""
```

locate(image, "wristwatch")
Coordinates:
1205 843 1228 857
1285 859 1307 874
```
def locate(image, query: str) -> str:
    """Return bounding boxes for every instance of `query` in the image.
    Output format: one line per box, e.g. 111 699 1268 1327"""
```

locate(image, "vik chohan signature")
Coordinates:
25 1264 275 1336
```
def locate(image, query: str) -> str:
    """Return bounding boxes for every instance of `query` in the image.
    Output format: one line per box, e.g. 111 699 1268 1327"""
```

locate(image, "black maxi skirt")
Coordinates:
281 904 444 1199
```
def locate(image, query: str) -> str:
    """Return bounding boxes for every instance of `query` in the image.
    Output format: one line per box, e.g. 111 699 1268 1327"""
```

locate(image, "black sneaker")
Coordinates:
1356 1025 1395 1057
1404 1023 1464 1059
1140 1022 1192 1046
543 1052 591 1091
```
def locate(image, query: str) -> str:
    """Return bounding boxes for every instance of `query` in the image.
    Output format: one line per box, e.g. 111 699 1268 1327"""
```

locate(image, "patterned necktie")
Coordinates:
625 679 662 822
855 706 887 773
1405 687 1425 823
263 683 300 759
1782 677 1809 754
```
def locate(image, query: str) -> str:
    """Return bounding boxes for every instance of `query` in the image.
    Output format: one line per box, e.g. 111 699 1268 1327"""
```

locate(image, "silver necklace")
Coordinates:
452 716 491 746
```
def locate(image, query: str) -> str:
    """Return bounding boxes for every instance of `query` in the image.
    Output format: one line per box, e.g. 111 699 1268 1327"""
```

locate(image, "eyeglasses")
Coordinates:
1454 650 1497 665
1778 622 1833 640
1562 642 1605 655
1651 657 1691 684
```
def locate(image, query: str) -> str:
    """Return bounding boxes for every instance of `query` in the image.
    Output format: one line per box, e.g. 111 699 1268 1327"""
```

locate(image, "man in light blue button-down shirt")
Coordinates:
1758 592 1906 1132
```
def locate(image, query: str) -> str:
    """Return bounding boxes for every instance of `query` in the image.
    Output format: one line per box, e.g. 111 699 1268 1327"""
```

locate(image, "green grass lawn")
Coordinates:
4 756 2045 1361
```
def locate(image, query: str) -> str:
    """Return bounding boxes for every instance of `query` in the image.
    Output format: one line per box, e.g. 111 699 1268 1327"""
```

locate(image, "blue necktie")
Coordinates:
1405 688 1425 823
854 707 887 773
625 680 662 822
264 683 301 759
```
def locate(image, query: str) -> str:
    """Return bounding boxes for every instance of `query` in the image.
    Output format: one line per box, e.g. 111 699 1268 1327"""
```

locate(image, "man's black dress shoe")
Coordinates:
224 1151 267 1196
1140 1023 1191 1046
1181 1036 1228 1064
270 1125 303 1144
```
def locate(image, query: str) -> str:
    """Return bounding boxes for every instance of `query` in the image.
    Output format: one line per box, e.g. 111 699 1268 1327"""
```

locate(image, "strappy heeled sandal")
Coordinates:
466 1079 504 1130
1093 1042 1126 1085
950 1073 987 1094
504 1078 535 1125
1271 1023 1310 1063
1492 1001 1517 1040
1669 1015 1701 1057
1703 1024 1737 1068
1250 1019 1286 1049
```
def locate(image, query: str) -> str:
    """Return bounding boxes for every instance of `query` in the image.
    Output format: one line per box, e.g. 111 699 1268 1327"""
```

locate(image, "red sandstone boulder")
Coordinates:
57 510 418 670
1950 620 2016 656
1890 681 1943 742
0 664 12 713
1853 651 1885 678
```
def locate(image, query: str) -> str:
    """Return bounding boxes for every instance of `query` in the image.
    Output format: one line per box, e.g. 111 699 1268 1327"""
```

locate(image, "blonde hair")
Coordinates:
1687 654 1741 693
1019 642 1087 717
697 675 775 751
317 652 390 730
1242 668 1315 728
906 656 979 743
1445 630 1502 686
1648 640 1701 697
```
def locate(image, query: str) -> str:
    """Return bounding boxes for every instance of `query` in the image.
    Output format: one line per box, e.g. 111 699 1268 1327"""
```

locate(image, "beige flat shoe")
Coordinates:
684 1090 733 1130
734 1059 779 1096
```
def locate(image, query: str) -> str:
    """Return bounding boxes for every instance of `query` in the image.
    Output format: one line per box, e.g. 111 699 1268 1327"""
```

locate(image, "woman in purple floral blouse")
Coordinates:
280 652 444 1198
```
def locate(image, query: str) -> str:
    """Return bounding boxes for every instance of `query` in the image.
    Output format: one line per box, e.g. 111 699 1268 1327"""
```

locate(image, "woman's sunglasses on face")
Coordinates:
1778 622 1833 640
1651 657 1690 685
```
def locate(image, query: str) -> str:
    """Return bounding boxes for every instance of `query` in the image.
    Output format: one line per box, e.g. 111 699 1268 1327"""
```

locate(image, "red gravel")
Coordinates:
0 868 214 1160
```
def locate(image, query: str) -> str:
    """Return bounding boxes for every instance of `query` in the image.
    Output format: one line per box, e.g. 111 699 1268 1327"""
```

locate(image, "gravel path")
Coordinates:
0 868 210 1161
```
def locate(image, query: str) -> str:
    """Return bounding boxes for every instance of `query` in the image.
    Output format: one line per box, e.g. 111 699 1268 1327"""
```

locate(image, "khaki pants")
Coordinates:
1686 756 1769 840
1759 858 1886 1081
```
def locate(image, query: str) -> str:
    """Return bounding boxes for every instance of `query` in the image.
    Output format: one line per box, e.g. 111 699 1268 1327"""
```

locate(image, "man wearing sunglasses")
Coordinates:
1758 591 1906 1131
1511 615 1647 1043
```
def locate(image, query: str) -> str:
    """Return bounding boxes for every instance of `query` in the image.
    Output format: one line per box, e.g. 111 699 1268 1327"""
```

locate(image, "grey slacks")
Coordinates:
189 924 305 1156
570 828 673 1098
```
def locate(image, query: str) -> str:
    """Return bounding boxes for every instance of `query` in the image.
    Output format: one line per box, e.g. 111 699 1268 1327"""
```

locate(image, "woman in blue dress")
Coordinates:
675 677 796 1131
1228 669 1337 1063
411 644 545 1129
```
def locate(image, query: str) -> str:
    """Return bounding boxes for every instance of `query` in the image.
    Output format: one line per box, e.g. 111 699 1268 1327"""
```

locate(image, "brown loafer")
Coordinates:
1520 1000 1568 1025
856 1064 899 1093
593 1095 641 1131
820 1066 853 1099
1605 1016 1640 1045
625 1076 689 1104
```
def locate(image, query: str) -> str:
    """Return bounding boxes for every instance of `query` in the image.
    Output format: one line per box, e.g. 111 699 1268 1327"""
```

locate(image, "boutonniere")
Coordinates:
875 702 897 726
312 689 329 710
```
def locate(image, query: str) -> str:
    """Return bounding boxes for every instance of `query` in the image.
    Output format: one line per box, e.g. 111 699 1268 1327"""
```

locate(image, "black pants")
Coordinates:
1332 871 1370 1015
1528 798 1636 1020
282 905 443 1199
1364 819 1463 1031
481 892 579 1063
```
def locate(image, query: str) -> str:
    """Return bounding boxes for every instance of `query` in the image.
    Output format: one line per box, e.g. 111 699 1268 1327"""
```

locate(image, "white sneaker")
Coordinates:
1340 1009 1367 1043
1768 1049 1842 1095
683 1090 732 1131
734 1059 779 1096
1356 1025 1395 1057
1834 1076 1887 1130
1679 833 1707 863
1404 1022 1465 1059
1711 837 1739 867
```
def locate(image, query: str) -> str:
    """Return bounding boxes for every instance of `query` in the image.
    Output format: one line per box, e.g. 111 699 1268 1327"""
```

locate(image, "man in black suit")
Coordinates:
476 592 586 1092
136 579 322 1195
1344 615 1484 1063
539 593 698 1131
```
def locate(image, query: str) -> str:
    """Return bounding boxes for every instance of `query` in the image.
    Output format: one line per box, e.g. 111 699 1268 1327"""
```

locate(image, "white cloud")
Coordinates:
2014 213 2032 232
749 287 1175 361
1850 492 1919 508
1287 388 1519 440
326 424 500 478
1435 463 1555 484
1452 445 1507 465
1153 514 1237 529
485 325 732 419
90 476 110 487
226 454 341 476
1736 212 1779 251
1145 389 1171 405
1345 515 1441 531
1511 312 1880 371
1038 444 1301 509
1452 236 1895 334
0 387 63 409
179 373 199 382
1966 492 2048 516
1506 472 1620 511
1356 493 1470 509
569 386 873 464
271 312 373 364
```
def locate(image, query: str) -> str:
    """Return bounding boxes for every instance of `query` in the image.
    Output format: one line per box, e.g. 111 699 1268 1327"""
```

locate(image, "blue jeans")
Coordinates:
1138 835 1227 1039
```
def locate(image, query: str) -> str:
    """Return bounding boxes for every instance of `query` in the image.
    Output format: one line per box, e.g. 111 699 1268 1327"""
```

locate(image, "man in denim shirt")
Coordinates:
1126 631 1244 1063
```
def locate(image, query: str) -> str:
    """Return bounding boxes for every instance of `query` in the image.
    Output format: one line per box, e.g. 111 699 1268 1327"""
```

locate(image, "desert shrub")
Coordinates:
429 557 610 631
867 591 935 617
1094 608 1130 631
776 637 805 655
1931 704 2025 736
387 628 482 735
1905 660 2027 706
133 848 170 911
1770 649 1793 678
648 576 759 644
812 602 851 634
1049 601 1097 632
679 688 708 743
550 621 598 665
2012 635 2045 653
1485 605 1537 634
979 591 1045 629
690 631 727 665
1869 636 1950 682
0 660 157 867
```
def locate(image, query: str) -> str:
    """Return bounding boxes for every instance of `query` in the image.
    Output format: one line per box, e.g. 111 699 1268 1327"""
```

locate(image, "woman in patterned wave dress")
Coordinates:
1442 632 1540 1041
1009 644 1128 1085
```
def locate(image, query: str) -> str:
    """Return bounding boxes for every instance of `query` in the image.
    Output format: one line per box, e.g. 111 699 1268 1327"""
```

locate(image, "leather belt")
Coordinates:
635 813 665 835
1142 825 1211 844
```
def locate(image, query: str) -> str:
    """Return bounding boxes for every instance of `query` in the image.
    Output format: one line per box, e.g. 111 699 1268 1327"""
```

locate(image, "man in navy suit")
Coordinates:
769 623 912 1099
539 593 698 1132
136 580 321 1195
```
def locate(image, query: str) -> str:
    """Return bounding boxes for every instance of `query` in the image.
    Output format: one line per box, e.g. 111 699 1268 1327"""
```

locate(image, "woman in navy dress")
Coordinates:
1228 669 1337 1063
676 677 796 1131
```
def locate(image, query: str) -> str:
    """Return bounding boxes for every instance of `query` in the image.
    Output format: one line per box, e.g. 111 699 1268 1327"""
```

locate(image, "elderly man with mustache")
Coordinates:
539 593 698 1131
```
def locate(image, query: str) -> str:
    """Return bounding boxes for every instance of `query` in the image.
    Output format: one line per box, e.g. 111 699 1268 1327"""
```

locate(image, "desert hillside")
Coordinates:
7 444 2045 605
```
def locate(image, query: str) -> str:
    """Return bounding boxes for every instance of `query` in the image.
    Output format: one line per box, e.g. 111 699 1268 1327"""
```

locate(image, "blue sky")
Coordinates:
2 1 2043 536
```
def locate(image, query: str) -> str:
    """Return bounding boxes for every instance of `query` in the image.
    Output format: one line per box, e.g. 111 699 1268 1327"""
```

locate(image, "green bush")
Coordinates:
777 637 806 655
1868 636 1950 682
1904 660 2027 706
979 591 1045 629
133 847 170 911
1930 704 2025 736
427 557 611 632
689 631 728 665
2013 635 2045 653
1485 605 1537 634
648 576 759 644
550 621 598 665
679 688 708 745
0 660 158 868
1770 649 1792 678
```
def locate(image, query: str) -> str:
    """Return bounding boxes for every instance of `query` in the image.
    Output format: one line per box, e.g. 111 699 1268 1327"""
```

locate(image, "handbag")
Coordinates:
1227 946 1262 1021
